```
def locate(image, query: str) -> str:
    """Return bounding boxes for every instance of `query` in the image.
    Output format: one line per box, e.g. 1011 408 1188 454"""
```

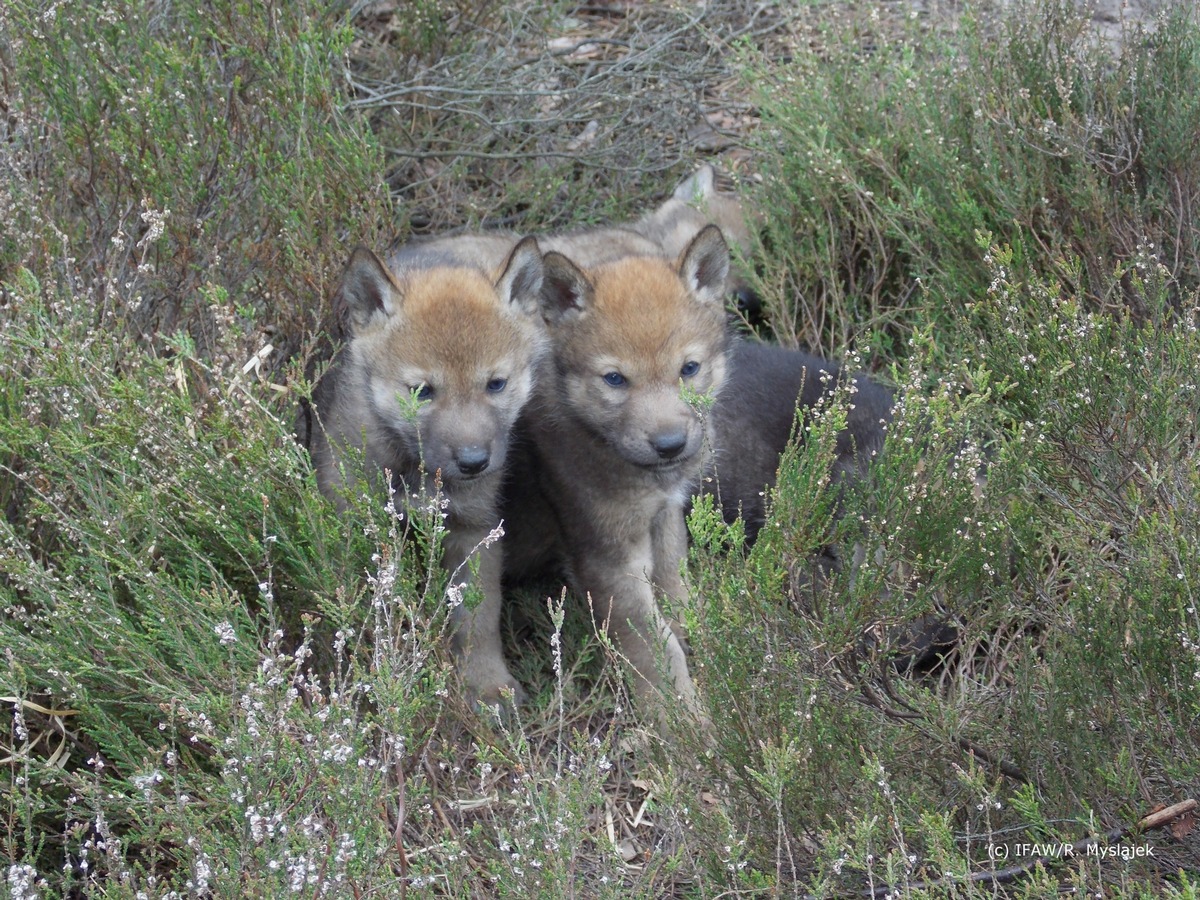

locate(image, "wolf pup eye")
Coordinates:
411 383 434 401
679 360 701 379
486 377 508 393
603 371 627 387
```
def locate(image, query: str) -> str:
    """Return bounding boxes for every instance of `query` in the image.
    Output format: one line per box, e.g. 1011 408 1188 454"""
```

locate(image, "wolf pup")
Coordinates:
632 164 763 325
308 237 547 708
707 341 894 547
708 344 964 667
632 164 755 264
503 225 732 724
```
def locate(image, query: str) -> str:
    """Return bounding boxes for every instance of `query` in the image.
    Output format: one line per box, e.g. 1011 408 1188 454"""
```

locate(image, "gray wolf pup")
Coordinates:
632 164 756 265
632 164 763 324
502 225 733 724
707 343 961 667
307 237 546 708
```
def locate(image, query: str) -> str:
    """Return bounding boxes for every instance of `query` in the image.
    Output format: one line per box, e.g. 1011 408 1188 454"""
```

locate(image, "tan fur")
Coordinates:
355 268 540 404
303 170 751 720
308 238 547 709
503 226 732 729
631 164 760 295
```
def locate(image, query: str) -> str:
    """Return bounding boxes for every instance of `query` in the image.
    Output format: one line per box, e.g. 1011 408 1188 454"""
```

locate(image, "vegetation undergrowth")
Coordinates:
0 0 393 366
746 0 1200 362
684 241 1200 895
2 0 1198 896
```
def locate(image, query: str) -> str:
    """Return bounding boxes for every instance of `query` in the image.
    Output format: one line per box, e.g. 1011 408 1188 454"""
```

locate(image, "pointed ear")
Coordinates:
494 236 544 316
337 246 403 335
540 251 593 326
678 224 730 308
673 164 716 202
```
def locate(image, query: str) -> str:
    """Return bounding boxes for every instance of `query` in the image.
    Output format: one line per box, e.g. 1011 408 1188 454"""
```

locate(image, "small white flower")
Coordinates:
6 864 41 900
136 199 170 248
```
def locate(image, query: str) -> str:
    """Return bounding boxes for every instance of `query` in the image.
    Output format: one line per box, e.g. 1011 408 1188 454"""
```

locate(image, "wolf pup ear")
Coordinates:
495 236 544 317
337 246 403 335
672 163 717 203
678 224 730 308
540 251 593 326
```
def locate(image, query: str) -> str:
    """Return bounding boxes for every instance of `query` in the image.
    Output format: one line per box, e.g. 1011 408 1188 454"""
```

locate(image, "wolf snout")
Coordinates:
453 445 492 476
649 429 688 460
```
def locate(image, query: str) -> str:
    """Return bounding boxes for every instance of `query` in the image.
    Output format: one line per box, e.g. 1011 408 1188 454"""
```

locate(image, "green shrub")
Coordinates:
964 241 1200 800
746 0 1200 360
684 243 1200 894
0 270 455 891
0 0 392 364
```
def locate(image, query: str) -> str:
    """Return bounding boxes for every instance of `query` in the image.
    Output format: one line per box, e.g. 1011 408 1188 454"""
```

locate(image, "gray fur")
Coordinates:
502 227 733 728
307 237 548 709
707 340 894 543
705 343 959 668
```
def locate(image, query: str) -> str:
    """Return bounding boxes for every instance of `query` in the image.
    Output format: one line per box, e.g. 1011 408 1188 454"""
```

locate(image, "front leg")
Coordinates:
443 530 526 710
650 503 691 635
573 537 699 724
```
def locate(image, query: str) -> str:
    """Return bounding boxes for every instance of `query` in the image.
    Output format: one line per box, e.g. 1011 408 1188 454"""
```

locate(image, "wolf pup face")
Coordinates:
339 237 547 485
539 225 731 472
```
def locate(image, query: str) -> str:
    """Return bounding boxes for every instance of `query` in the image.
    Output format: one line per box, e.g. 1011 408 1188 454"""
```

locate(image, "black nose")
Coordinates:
733 284 762 316
455 445 491 475
650 430 687 460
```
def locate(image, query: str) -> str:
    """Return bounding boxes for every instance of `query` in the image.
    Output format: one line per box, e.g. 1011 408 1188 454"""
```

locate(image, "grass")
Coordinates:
2 0 1199 896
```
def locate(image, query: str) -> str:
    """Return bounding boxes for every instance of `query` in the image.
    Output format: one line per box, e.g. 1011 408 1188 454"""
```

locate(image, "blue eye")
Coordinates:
412 383 434 401
486 377 508 393
680 360 700 378
603 372 626 387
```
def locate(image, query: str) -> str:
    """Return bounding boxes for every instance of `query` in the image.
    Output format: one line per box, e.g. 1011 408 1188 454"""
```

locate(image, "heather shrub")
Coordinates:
0 0 392 365
683 244 1200 894
746 0 1200 360
4 0 1200 895
0 267 454 892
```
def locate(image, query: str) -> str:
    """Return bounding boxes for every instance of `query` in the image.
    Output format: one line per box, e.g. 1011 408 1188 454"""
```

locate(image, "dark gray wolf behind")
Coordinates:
708 340 894 547
709 341 966 669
